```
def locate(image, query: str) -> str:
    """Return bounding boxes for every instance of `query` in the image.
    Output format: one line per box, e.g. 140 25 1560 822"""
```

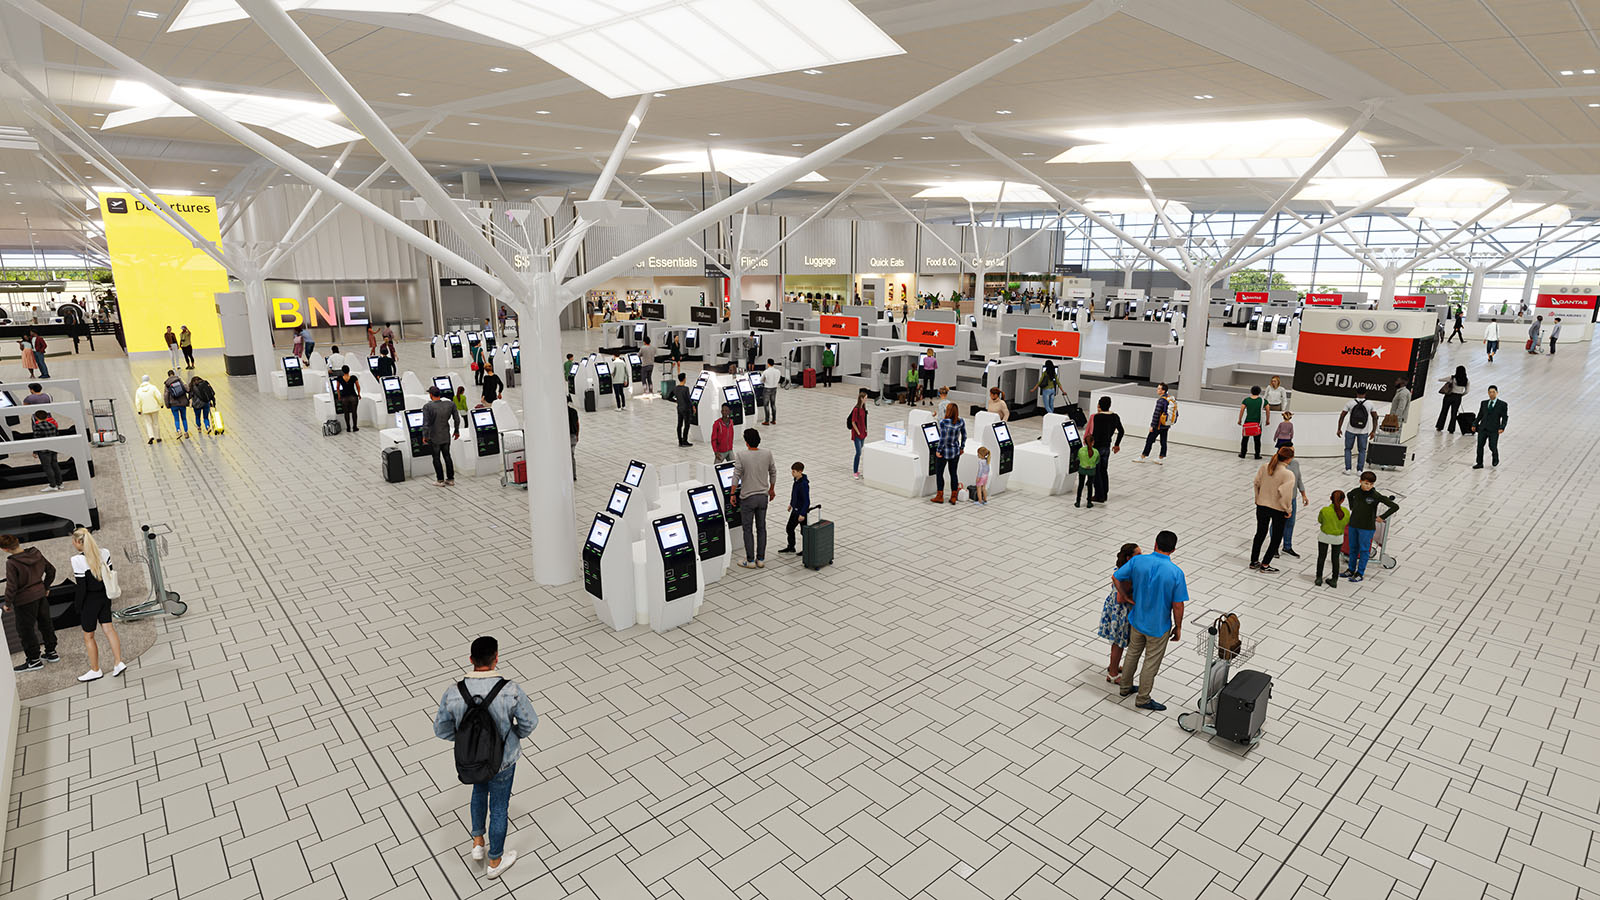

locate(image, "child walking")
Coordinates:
1315 489 1350 588
1074 443 1101 508
1274 410 1295 448
779 462 809 554
974 447 991 505
1096 543 1140 682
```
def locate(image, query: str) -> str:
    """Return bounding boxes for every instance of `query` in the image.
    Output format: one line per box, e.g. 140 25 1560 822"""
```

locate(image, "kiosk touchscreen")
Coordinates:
282 356 304 387
484 331 496 352
1222 303 1234 319
466 331 482 352
471 408 499 457
432 376 453 396
582 513 614 600
367 355 382 376
714 461 741 527
993 422 1015 475
921 421 942 475
735 374 756 416
686 485 727 562
1249 309 1263 330
627 353 642 380
721 386 743 424
684 327 699 350
511 342 521 373
653 515 697 602
381 377 404 414
1063 420 1084 472
623 460 647 488
405 410 427 457
688 380 706 424
447 333 464 358
606 483 633 516
595 361 613 393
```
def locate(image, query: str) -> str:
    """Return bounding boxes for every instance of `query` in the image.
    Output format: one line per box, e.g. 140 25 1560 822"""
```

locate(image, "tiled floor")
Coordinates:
3 320 1598 900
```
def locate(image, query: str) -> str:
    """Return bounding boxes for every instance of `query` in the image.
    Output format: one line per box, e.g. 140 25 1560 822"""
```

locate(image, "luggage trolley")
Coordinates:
500 428 527 488
1177 609 1263 747
1371 494 1402 570
88 398 127 446
113 524 187 621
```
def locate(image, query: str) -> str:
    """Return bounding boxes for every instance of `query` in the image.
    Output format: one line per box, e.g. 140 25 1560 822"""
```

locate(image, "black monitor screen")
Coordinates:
283 356 301 369
993 423 1012 443
607 486 630 515
472 409 494 428
689 488 720 516
1063 422 1081 443
716 463 735 489
722 386 740 404
596 362 611 378
587 516 612 550
921 422 941 445
624 461 646 487
655 519 690 549
405 410 425 428
433 376 452 392
382 377 401 392
448 334 461 344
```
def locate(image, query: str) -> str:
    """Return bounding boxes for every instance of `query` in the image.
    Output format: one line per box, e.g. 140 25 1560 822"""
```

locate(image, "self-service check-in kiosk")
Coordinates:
684 327 701 352
511 342 521 374
405 409 428 458
627 353 643 382
685 483 729 585
922 420 941 480
433 376 454 397
623 458 660 507
735 374 756 416
584 513 637 630
466 332 482 357
484 331 496 352
381 377 405 414
604 481 648 545
646 514 700 632
992 422 1014 477
1010 413 1079 495
721 385 743 424
688 378 707 425
595 360 614 396
447 333 464 359
367 355 382 377
271 355 309 399
471 408 499 457
283 356 303 387
714 460 742 538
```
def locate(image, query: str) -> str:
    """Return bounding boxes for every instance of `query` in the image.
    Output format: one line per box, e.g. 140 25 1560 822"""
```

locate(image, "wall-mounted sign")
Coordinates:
273 296 369 329
689 306 718 325
440 277 474 287
800 255 839 269
1015 328 1081 358
1305 293 1343 306
906 320 957 347
639 302 666 320
865 257 906 270
1293 331 1422 401
739 255 773 270
99 191 228 352
1053 263 1084 275
1536 292 1598 310
1235 291 1269 304
924 256 960 269
704 263 726 279
633 256 700 270
819 314 859 337
748 309 781 330
1393 295 1426 309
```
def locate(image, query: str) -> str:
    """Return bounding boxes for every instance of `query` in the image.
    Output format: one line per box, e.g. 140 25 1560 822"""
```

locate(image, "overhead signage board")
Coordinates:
748 309 781 330
1536 292 1598 322
1305 293 1343 306
704 262 726 279
99 192 228 353
1054 263 1084 275
906 319 957 347
440 277 475 287
819 314 859 337
1293 321 1432 402
1235 291 1269 304
689 306 718 325
1393 295 1427 309
1015 328 1082 358
639 302 666 320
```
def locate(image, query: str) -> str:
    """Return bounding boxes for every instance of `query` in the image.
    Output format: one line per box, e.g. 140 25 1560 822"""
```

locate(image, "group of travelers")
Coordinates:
133 370 219 443
4 527 125 682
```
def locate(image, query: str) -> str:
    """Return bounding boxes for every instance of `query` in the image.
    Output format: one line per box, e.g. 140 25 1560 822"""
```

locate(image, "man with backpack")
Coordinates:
1336 387 1377 474
433 636 538 880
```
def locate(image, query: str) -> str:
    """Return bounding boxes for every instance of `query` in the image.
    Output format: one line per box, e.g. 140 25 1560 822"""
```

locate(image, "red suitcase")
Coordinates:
512 460 527 484
802 367 817 388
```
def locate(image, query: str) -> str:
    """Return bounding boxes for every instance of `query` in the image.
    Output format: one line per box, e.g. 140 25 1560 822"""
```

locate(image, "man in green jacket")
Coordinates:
1472 386 1508 469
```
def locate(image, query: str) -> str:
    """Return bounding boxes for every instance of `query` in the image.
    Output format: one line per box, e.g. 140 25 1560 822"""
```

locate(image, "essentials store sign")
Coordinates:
1293 331 1420 400
99 192 228 353
1305 293 1343 306
819 314 859 337
1235 291 1269 304
633 256 699 270
272 296 369 329
906 320 957 347
1393 295 1426 309
1015 328 1081 358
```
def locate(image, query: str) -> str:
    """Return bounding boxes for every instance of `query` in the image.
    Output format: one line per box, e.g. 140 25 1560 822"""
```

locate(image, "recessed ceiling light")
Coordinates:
1380 153 1396 158
653 93 668 98
198 181 206 185
469 122 479 126
835 122 851 127
803 69 824 75
1590 103 1600 108
1021 152 1035 156
1586 69 1597 75
539 163 548 167
1012 37 1024 43
921 135 935 140
489 66 508 73
995 110 1012 115
1561 70 1576 75
949 163 959 166
93 112 105 117
535 109 550 115
574 146 583 149
210 168 218 172
891 156 903 160
1193 94 1214 100
708 132 720 136
791 143 803 147
135 9 160 17
522 151 530 155
397 92 413 97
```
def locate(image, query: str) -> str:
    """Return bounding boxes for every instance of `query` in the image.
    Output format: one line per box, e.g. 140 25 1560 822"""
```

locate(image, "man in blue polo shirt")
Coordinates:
1113 529 1188 711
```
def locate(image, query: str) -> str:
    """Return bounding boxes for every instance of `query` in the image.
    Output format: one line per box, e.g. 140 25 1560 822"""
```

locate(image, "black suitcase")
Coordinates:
802 504 832 570
1062 402 1088 427
382 447 405 483
1368 442 1406 467
1456 411 1476 433
1214 670 1271 743
323 418 341 436
583 389 597 413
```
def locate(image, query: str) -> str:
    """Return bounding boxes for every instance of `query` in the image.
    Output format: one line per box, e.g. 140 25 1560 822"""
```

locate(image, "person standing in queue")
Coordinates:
432 635 538 880
731 428 776 568
422 386 461 487
1527 315 1543 354
639 336 654 394
3 533 59 672
1088 396 1123 504
1114 529 1186 711
69 527 125 681
1343 471 1399 582
1472 385 1508 469
1549 317 1562 355
19 337 37 378
1136 383 1175 464
672 373 694 447
820 344 836 387
847 391 867 479
931 403 966 505
336 365 361 432
29 410 65 492
1483 319 1499 361
1249 446 1297 574
481 363 504 407
1436 366 1468 432
1238 385 1268 459
325 345 347 374
564 353 577 397
711 403 735 463
453 386 469 414
375 346 396 379
1036 361 1062 415
30 332 48 378
1336 387 1376 474
1279 442 1309 559
1074 441 1100 509
607 357 626 409
762 359 781 425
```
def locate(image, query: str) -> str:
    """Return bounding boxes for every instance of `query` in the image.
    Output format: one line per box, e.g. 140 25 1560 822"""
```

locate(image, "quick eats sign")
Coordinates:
272 296 369 329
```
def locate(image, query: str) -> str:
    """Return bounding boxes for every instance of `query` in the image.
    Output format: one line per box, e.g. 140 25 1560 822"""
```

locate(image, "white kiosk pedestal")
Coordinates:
379 428 437 479
977 414 1014 497
1012 412 1074 495
583 513 637 631
861 409 936 497
270 370 310 400
644 514 701 633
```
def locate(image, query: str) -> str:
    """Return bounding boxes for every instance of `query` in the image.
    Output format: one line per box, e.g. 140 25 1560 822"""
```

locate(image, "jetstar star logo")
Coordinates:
1342 344 1385 359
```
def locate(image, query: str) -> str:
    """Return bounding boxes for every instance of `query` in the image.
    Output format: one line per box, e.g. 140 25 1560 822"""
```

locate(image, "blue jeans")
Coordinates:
1348 526 1375 574
470 763 516 859
1343 431 1368 471
36 356 50 378
1039 388 1055 414
171 407 188 432
193 404 212 430
852 437 864 474
1282 497 1297 552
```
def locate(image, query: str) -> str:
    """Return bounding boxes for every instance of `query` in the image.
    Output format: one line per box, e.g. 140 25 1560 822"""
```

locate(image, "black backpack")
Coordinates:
167 380 187 402
453 679 508 784
1348 399 1369 430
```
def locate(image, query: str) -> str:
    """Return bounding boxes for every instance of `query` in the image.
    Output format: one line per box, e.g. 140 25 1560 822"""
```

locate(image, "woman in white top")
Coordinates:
1263 375 1288 411
70 527 125 681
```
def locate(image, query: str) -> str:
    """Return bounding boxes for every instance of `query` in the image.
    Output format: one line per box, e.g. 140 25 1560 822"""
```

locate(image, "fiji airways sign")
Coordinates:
273 296 368 329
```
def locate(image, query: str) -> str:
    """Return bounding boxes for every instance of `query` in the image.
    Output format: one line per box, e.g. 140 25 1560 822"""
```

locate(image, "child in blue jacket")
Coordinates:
780 462 810 554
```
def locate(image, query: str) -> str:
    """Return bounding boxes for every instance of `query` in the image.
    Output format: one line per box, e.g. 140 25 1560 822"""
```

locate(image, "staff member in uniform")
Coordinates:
1472 386 1508 469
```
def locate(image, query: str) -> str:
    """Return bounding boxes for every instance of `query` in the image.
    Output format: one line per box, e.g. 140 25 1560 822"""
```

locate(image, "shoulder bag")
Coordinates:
103 561 122 600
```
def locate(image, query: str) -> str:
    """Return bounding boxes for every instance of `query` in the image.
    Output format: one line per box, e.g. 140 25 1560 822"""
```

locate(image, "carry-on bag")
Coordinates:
382 447 405 483
584 389 597 413
1456 410 1476 432
1062 402 1088 428
802 367 817 388
1214 670 1272 743
1367 442 1406 467
512 460 527 484
801 504 832 570
660 379 674 399
323 418 341 436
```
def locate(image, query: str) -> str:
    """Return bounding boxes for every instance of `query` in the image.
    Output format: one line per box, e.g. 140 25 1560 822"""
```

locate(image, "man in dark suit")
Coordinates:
1473 386 1508 469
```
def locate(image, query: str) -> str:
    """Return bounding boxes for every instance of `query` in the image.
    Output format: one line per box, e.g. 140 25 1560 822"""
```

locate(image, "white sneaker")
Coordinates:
485 850 516 878
78 670 102 682
1134 456 1147 463
1155 459 1164 465
111 662 127 677
471 844 485 861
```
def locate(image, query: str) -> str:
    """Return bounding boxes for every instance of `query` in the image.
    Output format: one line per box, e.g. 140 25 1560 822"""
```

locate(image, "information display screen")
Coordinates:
689 384 705 402
595 362 611 378
283 356 301 369
434 376 453 393
722 386 740 405
406 410 424 428
448 334 461 345
690 490 719 515
716 463 736 490
656 519 690 549
1063 422 1081 443
382 377 401 392
921 422 941 445
993 423 1012 444
885 425 907 445
735 375 752 394
607 485 631 515
472 409 495 428
624 461 646 487
587 517 612 550
628 353 641 366
367 356 381 372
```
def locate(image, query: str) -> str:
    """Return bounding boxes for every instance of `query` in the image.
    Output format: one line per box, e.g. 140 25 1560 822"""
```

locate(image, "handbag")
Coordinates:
1242 421 1262 436
103 562 122 601
1379 413 1400 432
1437 380 1451 395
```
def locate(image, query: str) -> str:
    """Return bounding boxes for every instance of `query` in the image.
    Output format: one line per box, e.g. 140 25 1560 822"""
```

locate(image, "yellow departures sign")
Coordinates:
99 193 229 354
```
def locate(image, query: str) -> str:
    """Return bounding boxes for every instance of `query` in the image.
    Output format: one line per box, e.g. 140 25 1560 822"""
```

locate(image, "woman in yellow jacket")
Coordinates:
133 375 165 444
1249 446 1297 573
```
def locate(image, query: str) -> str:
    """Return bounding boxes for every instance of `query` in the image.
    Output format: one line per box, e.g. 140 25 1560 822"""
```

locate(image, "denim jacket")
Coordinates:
433 672 538 773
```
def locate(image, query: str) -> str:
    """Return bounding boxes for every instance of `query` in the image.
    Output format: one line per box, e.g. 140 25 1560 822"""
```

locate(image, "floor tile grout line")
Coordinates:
1246 433 1598 900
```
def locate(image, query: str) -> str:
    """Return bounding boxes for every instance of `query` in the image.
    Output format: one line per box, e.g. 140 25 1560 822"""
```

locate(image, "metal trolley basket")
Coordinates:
88 398 127 446
1177 609 1261 746
500 429 527 488
113 524 187 621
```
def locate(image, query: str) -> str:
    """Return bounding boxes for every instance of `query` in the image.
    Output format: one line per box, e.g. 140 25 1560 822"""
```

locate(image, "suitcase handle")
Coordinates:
807 504 822 513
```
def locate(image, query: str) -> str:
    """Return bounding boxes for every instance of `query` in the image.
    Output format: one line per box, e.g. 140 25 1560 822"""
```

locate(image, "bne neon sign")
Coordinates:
273 296 369 329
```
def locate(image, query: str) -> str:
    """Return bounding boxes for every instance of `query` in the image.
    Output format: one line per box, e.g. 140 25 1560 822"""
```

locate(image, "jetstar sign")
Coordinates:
1014 328 1081 358
1293 331 1420 400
